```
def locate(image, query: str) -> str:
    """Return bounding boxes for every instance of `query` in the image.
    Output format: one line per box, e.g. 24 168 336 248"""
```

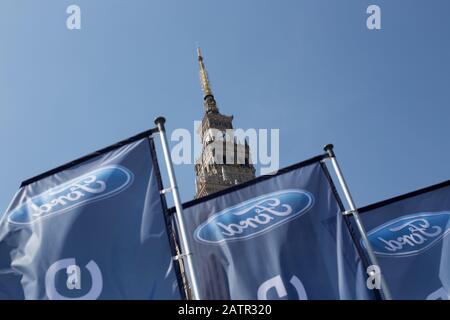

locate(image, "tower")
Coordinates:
195 48 256 198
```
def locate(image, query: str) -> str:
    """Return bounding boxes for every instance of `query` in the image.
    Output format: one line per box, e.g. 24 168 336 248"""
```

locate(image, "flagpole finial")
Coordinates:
324 144 335 158
154 116 166 131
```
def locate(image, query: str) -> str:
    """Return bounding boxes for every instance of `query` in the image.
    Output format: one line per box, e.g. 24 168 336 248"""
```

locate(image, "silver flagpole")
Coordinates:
323 144 393 300
154 117 201 300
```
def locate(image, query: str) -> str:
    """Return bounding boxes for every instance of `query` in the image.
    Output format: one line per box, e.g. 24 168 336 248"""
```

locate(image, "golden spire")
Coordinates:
197 47 213 97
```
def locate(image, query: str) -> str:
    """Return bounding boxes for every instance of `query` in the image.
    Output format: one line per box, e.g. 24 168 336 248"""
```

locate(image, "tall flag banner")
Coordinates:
356 180 450 300
0 131 182 300
181 156 373 300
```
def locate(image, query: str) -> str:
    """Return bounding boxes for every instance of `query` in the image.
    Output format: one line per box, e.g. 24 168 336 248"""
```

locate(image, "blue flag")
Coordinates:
0 241 23 299
182 157 372 300
357 180 450 300
0 135 182 300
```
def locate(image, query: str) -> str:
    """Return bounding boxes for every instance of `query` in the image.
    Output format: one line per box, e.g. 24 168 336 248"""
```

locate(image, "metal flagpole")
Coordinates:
323 144 393 300
154 117 201 300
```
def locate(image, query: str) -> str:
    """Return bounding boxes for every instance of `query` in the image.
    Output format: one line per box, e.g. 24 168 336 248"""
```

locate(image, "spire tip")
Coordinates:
197 47 212 97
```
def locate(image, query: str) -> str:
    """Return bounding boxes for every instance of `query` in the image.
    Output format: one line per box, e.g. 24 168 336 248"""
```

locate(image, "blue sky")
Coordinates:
1 0 449 212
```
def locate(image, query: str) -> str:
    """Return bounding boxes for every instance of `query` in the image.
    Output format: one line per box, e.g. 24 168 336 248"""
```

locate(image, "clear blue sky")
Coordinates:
1 0 449 213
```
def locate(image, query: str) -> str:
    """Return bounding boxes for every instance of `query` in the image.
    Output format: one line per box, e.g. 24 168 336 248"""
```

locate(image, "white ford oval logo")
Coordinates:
8 165 134 225
194 189 314 245
365 211 450 257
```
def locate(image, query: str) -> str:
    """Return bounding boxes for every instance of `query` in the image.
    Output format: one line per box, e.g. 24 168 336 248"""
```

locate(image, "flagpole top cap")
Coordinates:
323 144 335 157
154 116 166 126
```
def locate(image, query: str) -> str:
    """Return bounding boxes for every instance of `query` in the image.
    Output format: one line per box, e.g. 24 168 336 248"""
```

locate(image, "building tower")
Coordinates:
195 48 256 198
